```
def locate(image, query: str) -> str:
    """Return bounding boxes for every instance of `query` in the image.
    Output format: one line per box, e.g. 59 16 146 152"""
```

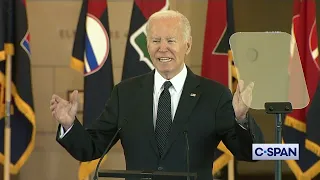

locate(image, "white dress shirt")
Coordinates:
153 64 187 128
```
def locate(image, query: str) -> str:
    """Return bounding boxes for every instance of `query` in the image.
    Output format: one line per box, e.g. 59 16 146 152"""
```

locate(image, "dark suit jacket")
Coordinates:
56 68 264 180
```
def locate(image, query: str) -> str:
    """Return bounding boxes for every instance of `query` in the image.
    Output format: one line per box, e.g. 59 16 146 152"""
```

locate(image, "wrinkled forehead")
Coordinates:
148 17 183 38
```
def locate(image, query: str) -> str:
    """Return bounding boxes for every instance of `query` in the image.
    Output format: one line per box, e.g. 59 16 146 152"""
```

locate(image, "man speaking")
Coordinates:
50 10 264 180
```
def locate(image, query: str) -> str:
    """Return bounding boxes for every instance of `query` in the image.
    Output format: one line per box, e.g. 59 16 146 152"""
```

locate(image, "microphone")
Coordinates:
183 128 190 180
93 119 128 180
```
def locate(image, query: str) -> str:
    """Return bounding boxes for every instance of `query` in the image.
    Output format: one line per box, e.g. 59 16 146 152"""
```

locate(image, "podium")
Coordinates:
97 169 197 180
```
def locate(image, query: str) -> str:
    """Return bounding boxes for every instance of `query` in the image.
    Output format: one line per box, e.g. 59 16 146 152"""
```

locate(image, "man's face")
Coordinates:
147 16 192 79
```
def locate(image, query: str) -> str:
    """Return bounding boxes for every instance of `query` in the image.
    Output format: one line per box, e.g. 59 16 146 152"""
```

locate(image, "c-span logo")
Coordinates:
252 144 299 160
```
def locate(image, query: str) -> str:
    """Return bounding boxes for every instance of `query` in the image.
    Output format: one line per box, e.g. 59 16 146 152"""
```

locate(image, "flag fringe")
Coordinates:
0 71 36 174
284 115 306 133
305 139 320 157
71 57 84 73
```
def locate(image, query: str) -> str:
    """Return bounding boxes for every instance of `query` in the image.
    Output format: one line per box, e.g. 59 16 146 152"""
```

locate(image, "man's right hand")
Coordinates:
50 90 78 130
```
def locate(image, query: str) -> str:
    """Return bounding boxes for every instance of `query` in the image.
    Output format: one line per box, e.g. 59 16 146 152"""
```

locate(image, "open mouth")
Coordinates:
158 57 173 62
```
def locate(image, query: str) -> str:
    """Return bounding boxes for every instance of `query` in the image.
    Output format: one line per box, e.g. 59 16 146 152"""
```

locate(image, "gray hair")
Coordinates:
145 10 191 42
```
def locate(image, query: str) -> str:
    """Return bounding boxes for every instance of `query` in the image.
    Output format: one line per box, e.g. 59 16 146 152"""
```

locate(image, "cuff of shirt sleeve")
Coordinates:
235 113 249 129
59 123 74 139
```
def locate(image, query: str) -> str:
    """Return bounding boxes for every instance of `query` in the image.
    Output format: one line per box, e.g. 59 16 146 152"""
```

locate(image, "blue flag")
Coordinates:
0 0 36 174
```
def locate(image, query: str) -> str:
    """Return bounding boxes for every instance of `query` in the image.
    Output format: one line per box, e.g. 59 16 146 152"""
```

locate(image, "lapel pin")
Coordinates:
190 93 196 97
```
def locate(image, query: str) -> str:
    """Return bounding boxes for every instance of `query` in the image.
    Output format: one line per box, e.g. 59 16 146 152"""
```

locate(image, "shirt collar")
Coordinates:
154 64 187 94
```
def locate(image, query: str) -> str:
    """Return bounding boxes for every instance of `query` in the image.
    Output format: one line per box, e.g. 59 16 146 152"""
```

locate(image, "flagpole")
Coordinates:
227 159 234 180
4 54 12 180
227 53 235 180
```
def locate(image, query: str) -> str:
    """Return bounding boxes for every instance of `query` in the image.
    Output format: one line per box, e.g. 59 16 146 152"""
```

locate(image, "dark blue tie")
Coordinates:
155 81 172 157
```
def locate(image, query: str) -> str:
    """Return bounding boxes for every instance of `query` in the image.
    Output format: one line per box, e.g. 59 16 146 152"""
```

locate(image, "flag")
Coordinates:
70 0 114 179
0 0 36 174
305 1 320 160
201 0 237 176
0 0 4 61
306 78 320 156
121 0 169 80
283 0 320 179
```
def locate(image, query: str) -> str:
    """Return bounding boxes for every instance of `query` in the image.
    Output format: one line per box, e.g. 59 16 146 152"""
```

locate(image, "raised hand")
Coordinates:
50 90 79 129
232 80 254 120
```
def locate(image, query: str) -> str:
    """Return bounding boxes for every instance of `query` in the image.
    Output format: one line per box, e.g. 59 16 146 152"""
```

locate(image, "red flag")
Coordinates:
287 0 319 126
201 0 236 176
201 0 230 87
303 0 320 162
283 0 320 178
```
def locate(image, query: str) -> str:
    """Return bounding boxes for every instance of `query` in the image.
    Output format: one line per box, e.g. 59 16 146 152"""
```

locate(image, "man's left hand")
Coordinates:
232 80 254 120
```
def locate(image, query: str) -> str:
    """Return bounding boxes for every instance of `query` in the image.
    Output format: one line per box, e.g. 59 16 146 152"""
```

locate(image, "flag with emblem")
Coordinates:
201 0 238 177
283 0 320 179
0 0 36 174
121 0 169 80
70 0 114 179
304 1 320 162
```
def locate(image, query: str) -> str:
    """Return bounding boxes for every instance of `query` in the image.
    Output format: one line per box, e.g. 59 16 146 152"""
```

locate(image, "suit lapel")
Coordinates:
137 70 160 157
161 69 201 159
